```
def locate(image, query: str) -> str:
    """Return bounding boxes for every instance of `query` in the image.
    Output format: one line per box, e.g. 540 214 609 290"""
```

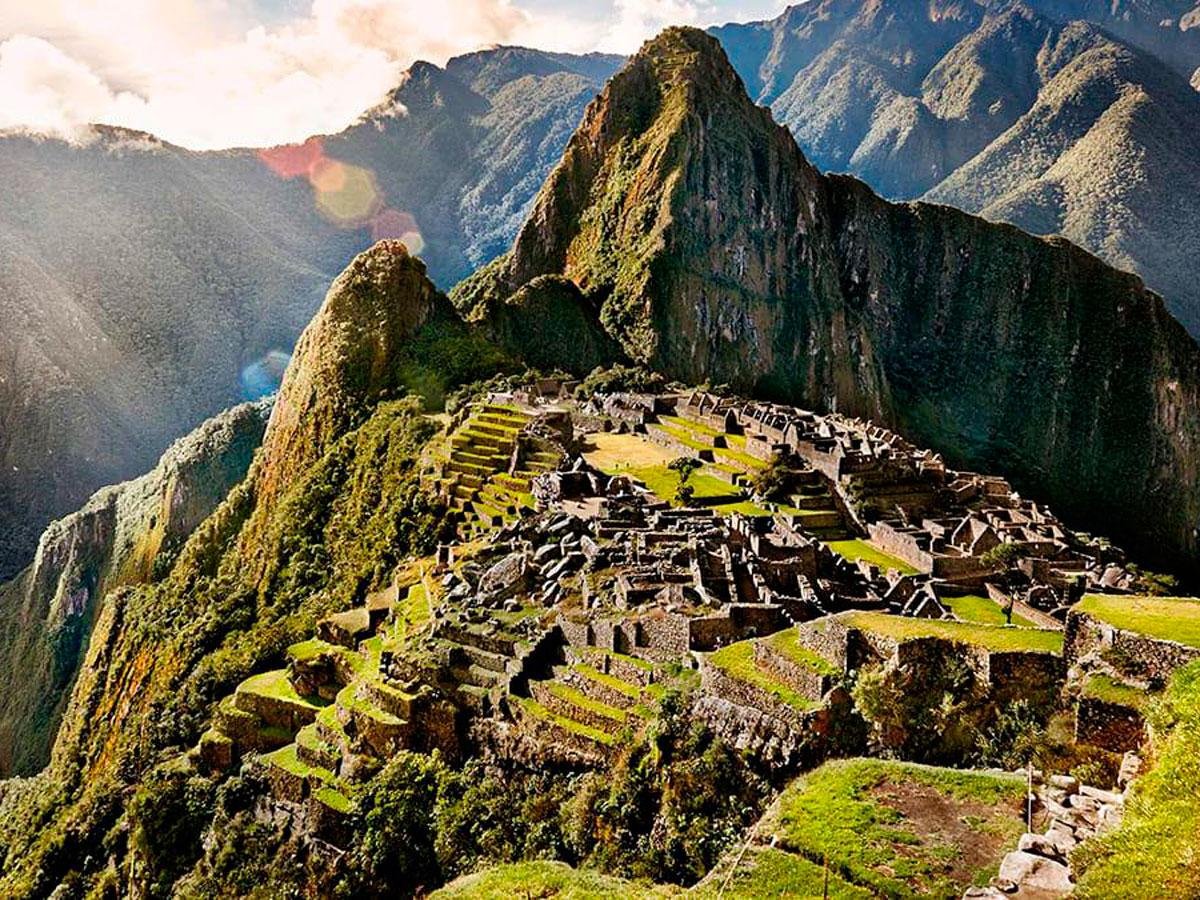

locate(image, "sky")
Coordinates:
0 0 788 150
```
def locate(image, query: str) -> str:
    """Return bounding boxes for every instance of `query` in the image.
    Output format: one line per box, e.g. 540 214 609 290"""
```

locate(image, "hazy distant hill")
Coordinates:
0 48 620 580
711 0 1200 333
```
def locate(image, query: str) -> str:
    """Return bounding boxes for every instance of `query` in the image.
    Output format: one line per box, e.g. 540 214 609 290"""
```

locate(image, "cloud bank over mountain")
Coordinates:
0 0 784 149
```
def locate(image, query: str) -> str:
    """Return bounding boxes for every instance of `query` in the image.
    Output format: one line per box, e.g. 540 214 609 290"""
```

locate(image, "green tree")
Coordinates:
668 457 701 506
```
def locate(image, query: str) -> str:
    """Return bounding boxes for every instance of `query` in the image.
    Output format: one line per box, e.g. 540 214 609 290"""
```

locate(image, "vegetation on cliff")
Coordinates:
460 26 1200 571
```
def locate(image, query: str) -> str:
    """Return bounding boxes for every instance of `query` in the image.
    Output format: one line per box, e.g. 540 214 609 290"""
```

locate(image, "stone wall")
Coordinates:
867 522 934 573
1074 697 1145 753
1064 609 1200 685
796 618 853 671
753 641 832 701
986 651 1064 710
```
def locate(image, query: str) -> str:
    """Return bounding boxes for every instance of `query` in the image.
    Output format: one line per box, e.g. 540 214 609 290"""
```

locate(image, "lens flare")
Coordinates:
258 137 421 250
240 349 291 400
258 137 324 179
371 208 417 240
398 229 425 255
312 160 381 225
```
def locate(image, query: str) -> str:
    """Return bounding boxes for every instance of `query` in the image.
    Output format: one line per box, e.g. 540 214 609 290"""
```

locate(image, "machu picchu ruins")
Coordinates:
186 378 1200 897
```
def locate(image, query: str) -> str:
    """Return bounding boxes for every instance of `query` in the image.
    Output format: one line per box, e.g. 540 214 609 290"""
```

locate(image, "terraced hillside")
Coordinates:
440 404 561 536
515 646 672 760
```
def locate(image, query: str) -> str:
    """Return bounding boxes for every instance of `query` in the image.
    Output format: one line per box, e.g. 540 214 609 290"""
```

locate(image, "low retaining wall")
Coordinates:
1065 609 1200 685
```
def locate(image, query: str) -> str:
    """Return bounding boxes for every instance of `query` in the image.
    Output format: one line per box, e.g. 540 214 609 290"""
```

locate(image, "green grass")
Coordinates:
712 500 774 517
767 758 1025 899
574 663 643 701
431 861 677 898
335 683 405 726
708 641 820 711
1081 674 1149 710
514 697 616 746
286 638 336 663
1073 661 1200 897
238 670 328 709
545 682 628 723
839 611 1064 654
1076 595 1200 648
943 595 1034 628
656 418 765 470
825 539 920 575
765 629 840 676
314 785 355 814
696 846 873 899
261 743 335 784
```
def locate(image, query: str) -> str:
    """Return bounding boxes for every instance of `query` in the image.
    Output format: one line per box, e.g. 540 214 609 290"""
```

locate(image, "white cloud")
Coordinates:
599 0 710 53
0 0 554 149
0 0 790 149
0 35 121 141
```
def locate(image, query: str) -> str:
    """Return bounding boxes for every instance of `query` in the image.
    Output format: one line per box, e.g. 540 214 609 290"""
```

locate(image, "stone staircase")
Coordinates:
784 469 852 540
440 404 560 537
510 646 666 757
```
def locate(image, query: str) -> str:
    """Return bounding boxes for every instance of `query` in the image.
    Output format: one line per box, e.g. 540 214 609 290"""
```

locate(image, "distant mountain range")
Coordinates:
712 0 1200 333
0 48 620 580
4 0 1200 581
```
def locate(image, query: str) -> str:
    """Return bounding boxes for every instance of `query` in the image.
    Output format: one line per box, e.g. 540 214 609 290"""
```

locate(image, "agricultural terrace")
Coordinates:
1075 595 1200 648
760 758 1028 899
838 611 1065 654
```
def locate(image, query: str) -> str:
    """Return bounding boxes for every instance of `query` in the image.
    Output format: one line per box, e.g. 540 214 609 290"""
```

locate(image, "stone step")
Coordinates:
447 460 492 478
460 642 512 674
452 662 507 689
553 664 639 709
295 723 341 772
474 413 525 431
356 676 418 719
511 697 614 753
455 449 507 468
531 681 627 734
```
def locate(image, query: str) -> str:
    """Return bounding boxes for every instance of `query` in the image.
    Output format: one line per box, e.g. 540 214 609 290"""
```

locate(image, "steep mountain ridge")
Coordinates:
0 47 620 583
710 0 1200 334
460 26 1200 568
0 399 270 776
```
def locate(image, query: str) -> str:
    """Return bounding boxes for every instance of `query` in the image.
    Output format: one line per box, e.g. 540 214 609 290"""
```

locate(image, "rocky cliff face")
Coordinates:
0 399 269 775
460 27 1200 568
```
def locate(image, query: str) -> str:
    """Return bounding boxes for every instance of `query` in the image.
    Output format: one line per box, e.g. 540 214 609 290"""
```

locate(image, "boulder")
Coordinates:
1017 832 1068 863
997 851 1072 896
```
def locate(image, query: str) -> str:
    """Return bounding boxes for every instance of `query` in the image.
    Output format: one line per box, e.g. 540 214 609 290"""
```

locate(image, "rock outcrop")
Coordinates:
254 241 446 511
0 398 270 775
456 27 1200 569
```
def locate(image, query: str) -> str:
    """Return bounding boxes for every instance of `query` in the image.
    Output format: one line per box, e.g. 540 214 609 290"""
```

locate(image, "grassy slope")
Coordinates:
944 594 1034 628
763 758 1026 899
840 611 1064 654
826 540 920 576
1074 661 1200 897
432 860 679 898
1076 595 1200 648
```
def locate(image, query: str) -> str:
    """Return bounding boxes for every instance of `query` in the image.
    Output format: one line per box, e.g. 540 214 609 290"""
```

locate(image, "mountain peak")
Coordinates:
255 240 445 508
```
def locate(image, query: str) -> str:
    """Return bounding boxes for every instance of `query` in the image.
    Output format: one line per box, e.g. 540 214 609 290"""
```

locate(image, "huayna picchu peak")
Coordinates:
5 15 1200 900
459 26 1200 572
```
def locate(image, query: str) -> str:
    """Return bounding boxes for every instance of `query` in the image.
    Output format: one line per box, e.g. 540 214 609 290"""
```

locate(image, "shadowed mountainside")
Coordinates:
710 0 1200 334
0 47 620 582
